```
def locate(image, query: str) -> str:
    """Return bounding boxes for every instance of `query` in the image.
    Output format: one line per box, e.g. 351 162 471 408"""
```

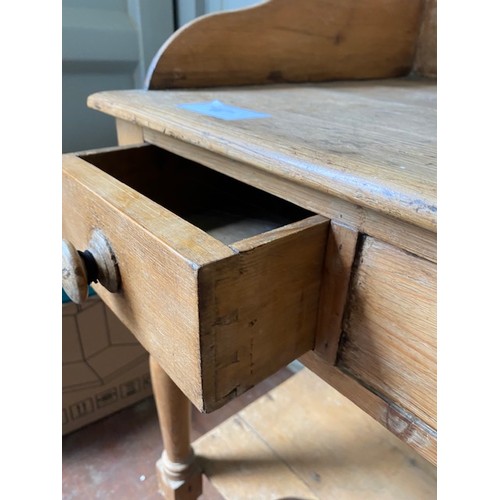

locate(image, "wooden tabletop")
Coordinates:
89 77 436 232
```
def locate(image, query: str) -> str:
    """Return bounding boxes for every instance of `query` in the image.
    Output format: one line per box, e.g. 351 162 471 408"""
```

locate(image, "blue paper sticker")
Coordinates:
177 100 271 121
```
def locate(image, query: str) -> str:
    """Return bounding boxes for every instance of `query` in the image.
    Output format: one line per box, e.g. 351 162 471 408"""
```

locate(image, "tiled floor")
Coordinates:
62 367 294 499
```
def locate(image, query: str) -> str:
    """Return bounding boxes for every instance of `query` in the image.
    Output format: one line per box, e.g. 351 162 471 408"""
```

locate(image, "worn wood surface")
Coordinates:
413 0 437 78
146 0 424 89
313 222 359 362
199 215 329 411
301 352 436 465
144 130 436 263
63 150 224 409
62 144 328 412
81 79 436 465
150 356 202 500
339 237 437 429
115 117 144 145
89 79 436 234
150 356 193 464
62 240 89 304
194 368 436 499
62 230 122 306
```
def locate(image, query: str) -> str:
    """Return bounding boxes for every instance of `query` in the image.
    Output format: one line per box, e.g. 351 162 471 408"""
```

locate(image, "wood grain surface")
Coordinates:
115 118 144 145
313 222 359 362
146 0 424 89
301 352 436 465
88 79 437 233
199 215 329 411
413 0 437 78
194 368 436 498
62 151 226 409
150 356 202 500
338 237 437 429
144 130 436 263
66 0 438 482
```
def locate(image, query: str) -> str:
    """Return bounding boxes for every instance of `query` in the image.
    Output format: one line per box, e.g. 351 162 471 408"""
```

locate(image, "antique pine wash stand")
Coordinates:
62 0 437 497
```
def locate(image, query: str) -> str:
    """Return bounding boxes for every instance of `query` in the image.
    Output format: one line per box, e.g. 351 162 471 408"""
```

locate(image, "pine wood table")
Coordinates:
62 1 436 497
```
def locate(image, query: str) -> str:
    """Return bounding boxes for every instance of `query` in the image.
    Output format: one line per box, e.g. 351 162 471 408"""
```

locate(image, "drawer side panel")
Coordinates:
199 216 330 411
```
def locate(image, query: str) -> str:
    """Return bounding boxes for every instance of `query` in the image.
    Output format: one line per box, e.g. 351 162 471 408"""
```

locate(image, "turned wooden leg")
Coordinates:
150 356 202 499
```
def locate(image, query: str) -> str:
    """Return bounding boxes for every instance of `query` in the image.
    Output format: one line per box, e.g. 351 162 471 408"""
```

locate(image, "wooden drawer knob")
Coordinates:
62 229 121 304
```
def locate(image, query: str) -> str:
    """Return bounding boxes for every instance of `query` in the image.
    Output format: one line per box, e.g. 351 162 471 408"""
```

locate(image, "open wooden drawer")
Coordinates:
62 144 329 412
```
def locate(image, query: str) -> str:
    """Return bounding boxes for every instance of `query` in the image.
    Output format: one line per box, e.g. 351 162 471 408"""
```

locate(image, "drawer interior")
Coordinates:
79 145 312 244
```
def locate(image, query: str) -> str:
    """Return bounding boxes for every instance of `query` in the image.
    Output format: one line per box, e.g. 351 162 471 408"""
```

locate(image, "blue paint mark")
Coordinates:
177 100 271 121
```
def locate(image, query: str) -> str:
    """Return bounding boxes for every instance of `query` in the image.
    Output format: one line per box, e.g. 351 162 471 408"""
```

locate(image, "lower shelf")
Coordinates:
193 368 436 499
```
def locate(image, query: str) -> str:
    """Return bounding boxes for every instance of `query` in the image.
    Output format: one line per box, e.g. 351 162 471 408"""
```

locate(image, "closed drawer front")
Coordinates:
338 237 436 430
62 144 329 412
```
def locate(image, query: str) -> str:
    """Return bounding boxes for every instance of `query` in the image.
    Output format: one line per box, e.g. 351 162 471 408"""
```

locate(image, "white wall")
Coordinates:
62 0 174 152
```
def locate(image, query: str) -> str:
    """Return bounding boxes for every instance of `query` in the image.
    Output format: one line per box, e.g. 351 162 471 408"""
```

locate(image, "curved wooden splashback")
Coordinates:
145 0 427 89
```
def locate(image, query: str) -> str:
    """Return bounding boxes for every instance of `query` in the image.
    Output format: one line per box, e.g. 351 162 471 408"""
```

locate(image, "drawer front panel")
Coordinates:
62 144 329 411
338 237 436 429
62 155 214 407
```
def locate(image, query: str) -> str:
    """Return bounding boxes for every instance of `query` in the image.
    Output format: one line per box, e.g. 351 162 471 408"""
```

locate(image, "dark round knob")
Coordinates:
62 230 121 304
